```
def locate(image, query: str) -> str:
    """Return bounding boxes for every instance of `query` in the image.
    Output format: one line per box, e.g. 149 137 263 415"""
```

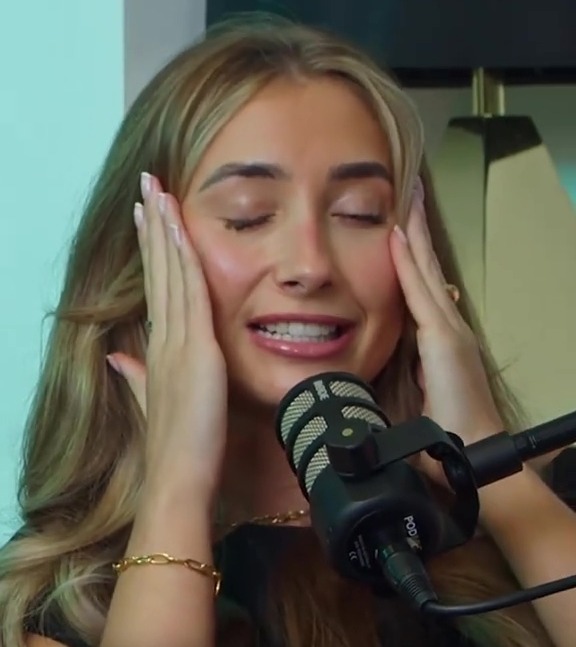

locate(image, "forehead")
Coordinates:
193 77 392 177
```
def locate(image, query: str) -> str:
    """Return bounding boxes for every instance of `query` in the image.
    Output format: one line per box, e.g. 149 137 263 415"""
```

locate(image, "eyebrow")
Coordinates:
198 160 393 191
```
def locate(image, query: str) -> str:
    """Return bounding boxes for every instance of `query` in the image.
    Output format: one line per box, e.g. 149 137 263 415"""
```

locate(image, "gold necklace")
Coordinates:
224 508 310 530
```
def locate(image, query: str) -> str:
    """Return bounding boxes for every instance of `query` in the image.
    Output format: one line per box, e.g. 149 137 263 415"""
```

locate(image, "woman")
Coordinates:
1 14 575 647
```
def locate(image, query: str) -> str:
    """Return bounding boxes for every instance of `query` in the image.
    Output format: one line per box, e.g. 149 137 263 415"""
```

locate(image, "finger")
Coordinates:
141 173 169 341
134 202 153 335
158 193 187 344
107 353 147 415
405 190 460 324
390 222 443 329
176 207 215 334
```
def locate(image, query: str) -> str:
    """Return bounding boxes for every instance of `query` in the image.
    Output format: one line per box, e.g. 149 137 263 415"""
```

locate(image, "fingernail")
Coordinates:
134 202 144 228
413 176 425 204
140 172 152 199
393 224 407 244
158 192 168 217
168 223 182 247
106 354 123 376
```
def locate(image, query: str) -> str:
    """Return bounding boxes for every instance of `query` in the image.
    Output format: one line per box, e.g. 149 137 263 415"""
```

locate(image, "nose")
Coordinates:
273 216 335 296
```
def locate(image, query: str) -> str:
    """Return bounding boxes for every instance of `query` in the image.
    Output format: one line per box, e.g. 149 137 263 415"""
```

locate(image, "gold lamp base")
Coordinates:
431 112 576 425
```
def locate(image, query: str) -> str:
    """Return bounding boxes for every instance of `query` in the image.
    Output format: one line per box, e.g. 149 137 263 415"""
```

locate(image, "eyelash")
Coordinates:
223 213 386 232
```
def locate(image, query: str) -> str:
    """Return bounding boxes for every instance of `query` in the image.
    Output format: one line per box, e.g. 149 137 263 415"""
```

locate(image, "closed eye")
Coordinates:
223 214 274 231
335 213 387 225
222 212 386 232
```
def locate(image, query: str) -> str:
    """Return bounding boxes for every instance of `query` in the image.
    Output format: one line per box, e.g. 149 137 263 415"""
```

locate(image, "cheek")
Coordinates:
347 241 402 314
184 226 257 324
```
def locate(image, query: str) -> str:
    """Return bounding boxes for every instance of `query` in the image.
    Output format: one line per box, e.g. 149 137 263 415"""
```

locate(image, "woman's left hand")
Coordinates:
389 180 504 462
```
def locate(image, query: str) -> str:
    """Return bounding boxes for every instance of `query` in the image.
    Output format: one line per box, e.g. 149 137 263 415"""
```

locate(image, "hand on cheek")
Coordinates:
389 180 504 450
106 174 229 499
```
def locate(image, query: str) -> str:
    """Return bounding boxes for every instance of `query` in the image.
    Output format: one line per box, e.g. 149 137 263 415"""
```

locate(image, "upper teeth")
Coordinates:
259 322 338 336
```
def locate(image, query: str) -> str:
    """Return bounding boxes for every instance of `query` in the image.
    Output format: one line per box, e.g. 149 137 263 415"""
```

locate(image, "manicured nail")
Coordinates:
134 202 144 228
106 354 123 376
413 176 425 203
158 192 169 217
140 172 152 199
394 224 408 243
168 223 182 247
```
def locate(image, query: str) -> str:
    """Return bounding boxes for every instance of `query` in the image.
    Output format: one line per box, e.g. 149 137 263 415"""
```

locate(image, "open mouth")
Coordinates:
248 322 346 343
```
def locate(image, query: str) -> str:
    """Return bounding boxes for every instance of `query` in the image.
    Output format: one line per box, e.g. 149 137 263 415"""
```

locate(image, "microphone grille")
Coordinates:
328 380 375 401
276 373 389 498
342 406 386 428
304 446 330 493
292 416 328 467
279 378 378 446
279 390 316 444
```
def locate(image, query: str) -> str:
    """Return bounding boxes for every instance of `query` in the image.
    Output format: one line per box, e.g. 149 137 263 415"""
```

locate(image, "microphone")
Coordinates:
275 371 576 616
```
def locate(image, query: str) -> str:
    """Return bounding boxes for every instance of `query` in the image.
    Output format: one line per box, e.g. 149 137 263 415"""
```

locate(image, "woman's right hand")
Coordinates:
107 172 228 504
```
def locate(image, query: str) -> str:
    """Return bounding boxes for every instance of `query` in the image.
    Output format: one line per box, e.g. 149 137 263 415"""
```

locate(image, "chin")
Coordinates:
237 374 316 410
233 360 385 411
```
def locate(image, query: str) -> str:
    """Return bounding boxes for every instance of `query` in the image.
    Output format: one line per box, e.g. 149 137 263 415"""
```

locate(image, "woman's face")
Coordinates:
182 77 405 408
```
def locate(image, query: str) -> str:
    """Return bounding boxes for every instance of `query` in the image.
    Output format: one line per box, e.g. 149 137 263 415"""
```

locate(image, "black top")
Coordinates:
27 525 476 647
25 449 576 646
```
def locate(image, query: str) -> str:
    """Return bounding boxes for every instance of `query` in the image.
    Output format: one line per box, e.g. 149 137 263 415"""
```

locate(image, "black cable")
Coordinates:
377 540 576 617
421 574 576 617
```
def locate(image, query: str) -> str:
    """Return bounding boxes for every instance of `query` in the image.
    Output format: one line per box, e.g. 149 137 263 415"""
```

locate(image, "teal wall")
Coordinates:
0 2 124 540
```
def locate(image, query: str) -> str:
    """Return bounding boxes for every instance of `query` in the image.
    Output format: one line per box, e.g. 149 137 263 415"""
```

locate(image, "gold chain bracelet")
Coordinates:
112 553 222 595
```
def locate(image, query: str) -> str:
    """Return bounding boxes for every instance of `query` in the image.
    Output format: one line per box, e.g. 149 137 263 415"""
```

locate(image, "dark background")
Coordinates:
207 0 576 86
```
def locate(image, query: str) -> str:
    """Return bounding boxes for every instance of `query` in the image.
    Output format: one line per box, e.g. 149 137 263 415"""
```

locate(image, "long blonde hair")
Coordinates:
0 14 551 647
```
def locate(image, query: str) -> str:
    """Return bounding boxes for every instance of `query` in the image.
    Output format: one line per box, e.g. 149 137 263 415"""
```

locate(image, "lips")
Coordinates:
247 314 356 359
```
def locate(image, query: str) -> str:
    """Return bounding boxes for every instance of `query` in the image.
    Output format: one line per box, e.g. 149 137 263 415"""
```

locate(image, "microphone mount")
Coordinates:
315 416 481 578
276 371 576 615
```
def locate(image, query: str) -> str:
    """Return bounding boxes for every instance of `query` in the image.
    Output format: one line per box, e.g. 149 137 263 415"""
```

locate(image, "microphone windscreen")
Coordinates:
276 373 389 496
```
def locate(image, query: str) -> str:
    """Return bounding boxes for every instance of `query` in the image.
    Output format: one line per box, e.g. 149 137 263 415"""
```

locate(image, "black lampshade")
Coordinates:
206 0 576 85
